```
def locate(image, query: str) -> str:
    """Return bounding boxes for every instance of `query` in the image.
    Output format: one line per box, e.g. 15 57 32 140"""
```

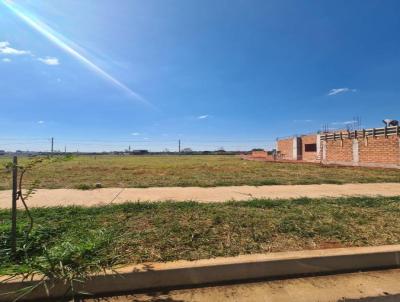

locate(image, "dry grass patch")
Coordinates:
0 155 399 189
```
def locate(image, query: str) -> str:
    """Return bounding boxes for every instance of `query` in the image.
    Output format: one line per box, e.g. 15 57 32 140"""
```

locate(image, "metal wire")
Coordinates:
17 168 34 238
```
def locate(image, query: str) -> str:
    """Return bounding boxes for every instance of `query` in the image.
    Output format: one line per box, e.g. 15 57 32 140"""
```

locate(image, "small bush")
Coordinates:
75 184 95 190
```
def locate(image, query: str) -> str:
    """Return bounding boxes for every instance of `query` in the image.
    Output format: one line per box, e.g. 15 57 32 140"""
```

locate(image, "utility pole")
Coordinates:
178 139 181 153
51 137 54 153
64 146 67 154
11 156 18 256
129 145 131 152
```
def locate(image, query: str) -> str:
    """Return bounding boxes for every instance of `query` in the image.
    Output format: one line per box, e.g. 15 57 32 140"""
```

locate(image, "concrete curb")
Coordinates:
2 245 400 301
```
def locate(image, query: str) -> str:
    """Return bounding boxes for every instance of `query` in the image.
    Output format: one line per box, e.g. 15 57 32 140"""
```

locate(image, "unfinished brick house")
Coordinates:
275 125 400 168
276 134 321 162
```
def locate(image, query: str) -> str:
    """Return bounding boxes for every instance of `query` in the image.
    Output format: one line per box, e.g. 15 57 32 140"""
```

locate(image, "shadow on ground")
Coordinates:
342 294 400 302
81 290 185 302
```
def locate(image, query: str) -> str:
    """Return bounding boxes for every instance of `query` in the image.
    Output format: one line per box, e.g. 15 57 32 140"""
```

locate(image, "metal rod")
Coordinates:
11 156 18 256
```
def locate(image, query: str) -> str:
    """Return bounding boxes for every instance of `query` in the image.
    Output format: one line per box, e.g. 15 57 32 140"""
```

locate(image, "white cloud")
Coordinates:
0 41 62 70
131 132 140 136
38 120 45 124
38 56 59 66
197 115 209 120
294 119 312 123
328 88 357 96
331 120 356 125
0 41 30 55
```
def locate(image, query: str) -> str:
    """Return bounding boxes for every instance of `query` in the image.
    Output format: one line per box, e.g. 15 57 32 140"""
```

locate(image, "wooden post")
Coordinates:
11 156 18 257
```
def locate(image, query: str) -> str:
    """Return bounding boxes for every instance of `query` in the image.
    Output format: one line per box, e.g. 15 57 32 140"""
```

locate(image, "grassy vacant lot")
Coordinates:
1 196 400 275
0 155 399 190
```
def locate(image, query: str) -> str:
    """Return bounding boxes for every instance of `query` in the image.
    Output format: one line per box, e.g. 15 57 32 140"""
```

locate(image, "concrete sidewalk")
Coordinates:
1 183 400 208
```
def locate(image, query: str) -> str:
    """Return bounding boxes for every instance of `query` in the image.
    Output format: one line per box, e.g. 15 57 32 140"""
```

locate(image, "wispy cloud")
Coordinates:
37 120 45 124
38 56 59 66
197 115 209 120
0 41 30 55
0 41 60 67
331 120 357 125
328 88 357 96
131 132 140 136
294 119 313 123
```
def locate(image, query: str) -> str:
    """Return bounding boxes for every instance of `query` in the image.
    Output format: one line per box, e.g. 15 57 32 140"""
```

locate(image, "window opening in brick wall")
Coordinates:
305 143 317 152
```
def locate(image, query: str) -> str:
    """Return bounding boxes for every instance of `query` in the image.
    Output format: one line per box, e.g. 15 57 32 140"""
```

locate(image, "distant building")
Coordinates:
0 150 5 156
131 150 149 155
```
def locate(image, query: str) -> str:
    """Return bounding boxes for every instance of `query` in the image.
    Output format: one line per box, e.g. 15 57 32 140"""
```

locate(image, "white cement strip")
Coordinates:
1 183 400 208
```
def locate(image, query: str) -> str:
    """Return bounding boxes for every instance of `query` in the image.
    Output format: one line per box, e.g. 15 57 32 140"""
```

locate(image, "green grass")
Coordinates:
0 155 399 190
1 196 400 276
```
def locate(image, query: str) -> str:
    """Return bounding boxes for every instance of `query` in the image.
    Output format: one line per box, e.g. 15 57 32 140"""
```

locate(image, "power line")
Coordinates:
0 137 276 142
0 137 277 153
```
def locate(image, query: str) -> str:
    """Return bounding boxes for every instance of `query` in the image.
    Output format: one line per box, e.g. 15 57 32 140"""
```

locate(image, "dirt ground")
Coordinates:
1 183 400 208
84 269 400 302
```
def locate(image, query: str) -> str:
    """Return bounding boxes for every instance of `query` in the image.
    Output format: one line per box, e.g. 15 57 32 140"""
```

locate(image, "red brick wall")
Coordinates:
324 136 399 166
277 138 293 160
326 139 353 162
251 151 267 158
301 135 318 162
359 136 399 164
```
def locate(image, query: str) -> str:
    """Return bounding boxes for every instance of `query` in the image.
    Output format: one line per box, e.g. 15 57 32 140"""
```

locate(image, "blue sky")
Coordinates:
0 0 399 152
